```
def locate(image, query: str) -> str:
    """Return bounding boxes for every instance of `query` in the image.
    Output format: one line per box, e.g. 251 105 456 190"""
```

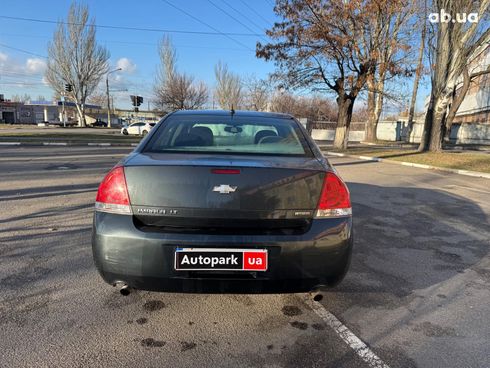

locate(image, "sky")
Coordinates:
0 0 429 112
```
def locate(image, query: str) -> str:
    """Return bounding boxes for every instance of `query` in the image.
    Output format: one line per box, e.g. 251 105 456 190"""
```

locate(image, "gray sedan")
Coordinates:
92 110 353 294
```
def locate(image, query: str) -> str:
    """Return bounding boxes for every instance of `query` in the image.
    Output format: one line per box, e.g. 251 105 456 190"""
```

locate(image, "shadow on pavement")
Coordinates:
324 181 489 307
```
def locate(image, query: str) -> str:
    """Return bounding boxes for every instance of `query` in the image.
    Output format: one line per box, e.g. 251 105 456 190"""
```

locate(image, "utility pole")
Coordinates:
106 77 110 128
61 93 66 128
63 83 72 128
106 68 122 128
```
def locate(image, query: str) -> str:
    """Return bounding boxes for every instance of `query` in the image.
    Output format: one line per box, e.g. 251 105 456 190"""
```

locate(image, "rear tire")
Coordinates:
122 129 128 135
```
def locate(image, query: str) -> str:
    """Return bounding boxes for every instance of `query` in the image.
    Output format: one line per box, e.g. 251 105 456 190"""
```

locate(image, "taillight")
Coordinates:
315 172 352 218
95 166 132 215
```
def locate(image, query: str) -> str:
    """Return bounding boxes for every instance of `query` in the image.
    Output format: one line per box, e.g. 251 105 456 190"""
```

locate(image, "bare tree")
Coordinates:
87 91 107 107
11 94 31 103
270 92 338 121
405 0 428 142
444 47 490 139
214 61 243 109
45 2 109 127
153 36 208 111
419 0 490 151
257 0 410 149
364 2 415 142
244 76 271 111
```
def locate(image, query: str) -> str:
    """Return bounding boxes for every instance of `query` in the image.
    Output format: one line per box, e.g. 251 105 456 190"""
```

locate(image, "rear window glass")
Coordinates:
144 115 311 156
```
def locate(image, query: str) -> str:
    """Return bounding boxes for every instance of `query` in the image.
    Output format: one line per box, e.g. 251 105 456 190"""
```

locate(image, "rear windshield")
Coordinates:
144 115 311 156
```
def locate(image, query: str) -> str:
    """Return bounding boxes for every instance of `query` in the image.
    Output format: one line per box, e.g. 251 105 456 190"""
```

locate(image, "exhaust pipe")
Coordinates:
313 293 323 302
120 284 131 296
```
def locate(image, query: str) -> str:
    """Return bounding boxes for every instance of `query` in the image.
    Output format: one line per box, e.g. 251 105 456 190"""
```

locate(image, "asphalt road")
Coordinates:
0 146 489 368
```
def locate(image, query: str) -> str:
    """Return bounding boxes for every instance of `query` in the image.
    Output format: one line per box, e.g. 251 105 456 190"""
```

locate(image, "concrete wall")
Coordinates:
450 123 490 145
309 119 490 145
311 129 365 141
310 120 424 143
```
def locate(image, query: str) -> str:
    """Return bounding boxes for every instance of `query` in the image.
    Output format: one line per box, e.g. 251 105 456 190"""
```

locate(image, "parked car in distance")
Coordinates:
93 110 353 295
91 119 108 127
121 122 155 136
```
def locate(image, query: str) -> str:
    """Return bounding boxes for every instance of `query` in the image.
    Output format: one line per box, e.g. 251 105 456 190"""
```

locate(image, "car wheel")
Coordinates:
122 129 128 135
142 130 148 136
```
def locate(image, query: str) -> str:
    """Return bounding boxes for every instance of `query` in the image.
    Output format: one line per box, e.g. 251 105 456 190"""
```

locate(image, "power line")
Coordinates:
0 43 47 59
0 15 263 37
0 32 251 52
220 0 268 32
160 0 253 51
0 81 47 86
265 0 275 7
0 73 45 82
0 69 44 77
206 0 266 41
238 0 275 27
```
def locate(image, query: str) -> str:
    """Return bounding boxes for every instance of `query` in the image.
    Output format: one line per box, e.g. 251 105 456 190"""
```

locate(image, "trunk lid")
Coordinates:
124 152 325 232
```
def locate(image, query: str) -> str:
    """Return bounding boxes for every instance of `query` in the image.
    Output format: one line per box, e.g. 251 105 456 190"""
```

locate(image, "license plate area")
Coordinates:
175 248 268 271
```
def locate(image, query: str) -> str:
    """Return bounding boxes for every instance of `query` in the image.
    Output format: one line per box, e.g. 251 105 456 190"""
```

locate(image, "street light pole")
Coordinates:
106 68 122 128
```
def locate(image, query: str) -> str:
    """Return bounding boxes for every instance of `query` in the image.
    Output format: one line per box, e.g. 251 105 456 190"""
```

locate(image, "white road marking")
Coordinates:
358 155 381 162
302 295 391 368
325 151 490 179
88 142 111 146
0 142 21 145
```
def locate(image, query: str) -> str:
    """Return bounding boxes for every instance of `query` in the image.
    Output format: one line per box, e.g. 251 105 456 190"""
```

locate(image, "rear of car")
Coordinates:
92 111 353 293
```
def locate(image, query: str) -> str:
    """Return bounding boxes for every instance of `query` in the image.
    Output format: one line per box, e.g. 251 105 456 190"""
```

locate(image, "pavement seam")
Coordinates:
302 295 391 368
324 151 490 179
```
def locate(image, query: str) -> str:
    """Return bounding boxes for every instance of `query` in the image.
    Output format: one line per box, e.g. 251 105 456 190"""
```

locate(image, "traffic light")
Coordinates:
134 107 139 113
130 95 143 107
65 84 72 92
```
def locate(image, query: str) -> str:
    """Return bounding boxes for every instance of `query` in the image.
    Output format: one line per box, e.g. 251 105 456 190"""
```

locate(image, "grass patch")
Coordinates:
330 147 490 173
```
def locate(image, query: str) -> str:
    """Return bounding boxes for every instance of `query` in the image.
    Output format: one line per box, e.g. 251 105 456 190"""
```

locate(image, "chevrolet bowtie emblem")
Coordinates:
212 184 237 194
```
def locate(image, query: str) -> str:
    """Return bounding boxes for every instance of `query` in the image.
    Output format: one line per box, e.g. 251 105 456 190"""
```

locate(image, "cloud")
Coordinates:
116 57 136 74
25 58 47 74
0 52 46 76
0 52 49 92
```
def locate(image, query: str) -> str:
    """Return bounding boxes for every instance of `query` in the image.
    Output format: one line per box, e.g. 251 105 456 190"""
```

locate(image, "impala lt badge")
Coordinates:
213 184 237 194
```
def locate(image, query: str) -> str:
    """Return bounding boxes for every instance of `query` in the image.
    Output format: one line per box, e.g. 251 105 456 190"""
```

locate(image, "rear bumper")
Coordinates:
92 212 353 293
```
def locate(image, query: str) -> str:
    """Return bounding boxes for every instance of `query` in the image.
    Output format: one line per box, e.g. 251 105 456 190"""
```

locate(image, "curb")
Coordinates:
324 151 490 179
0 141 139 147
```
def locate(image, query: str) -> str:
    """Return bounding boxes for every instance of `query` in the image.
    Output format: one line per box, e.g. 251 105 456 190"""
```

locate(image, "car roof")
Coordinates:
170 109 294 120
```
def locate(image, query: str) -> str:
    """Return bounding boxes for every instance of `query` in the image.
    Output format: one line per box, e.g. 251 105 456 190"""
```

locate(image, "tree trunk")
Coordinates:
405 8 426 143
333 95 354 150
364 78 384 143
364 78 377 142
75 101 87 127
444 67 471 140
428 95 449 151
418 94 434 152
